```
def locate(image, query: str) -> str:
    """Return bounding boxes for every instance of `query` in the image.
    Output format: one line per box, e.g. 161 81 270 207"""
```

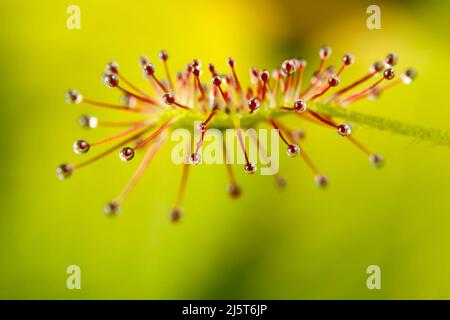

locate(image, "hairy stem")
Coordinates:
313 104 450 148
167 103 450 148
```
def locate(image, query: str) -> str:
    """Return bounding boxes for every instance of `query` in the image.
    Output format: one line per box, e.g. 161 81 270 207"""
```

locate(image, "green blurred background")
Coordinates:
0 0 449 299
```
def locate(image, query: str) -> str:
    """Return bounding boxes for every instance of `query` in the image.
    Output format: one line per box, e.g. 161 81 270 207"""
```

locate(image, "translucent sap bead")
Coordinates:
385 53 398 66
311 71 321 85
169 207 182 223
189 153 201 165
368 88 381 101
56 163 73 180
297 59 307 68
105 61 119 74
260 70 269 82
192 66 201 77
251 68 260 79
282 60 295 76
208 64 217 75
369 154 385 168
401 68 416 85
192 59 202 68
244 162 257 174
370 61 384 73
212 76 222 86
248 97 260 113
159 50 169 62
291 129 305 141
286 144 301 157
272 69 282 81
78 115 98 129
103 73 119 87
143 63 155 76
197 122 207 133
326 66 336 74
121 94 137 108
293 100 307 113
65 89 82 104
119 147 135 162
328 74 340 87
104 202 120 217
319 46 332 59
73 140 90 154
227 57 235 68
139 56 149 68
383 68 395 80
227 184 242 199
315 174 329 188
276 176 287 188
162 93 175 105
342 53 354 66
337 123 352 137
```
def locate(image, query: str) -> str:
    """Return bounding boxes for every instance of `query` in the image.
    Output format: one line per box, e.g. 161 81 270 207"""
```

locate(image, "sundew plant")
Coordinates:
56 47 440 222
4 0 450 301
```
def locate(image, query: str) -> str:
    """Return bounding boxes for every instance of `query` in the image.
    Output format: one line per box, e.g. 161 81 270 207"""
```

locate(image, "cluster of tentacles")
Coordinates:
58 47 415 221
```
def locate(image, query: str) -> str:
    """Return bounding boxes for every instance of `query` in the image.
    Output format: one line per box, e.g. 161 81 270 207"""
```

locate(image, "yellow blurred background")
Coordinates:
0 0 449 299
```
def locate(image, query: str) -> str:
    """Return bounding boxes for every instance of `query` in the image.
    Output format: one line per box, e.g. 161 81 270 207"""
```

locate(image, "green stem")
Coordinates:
312 104 450 148
168 104 450 148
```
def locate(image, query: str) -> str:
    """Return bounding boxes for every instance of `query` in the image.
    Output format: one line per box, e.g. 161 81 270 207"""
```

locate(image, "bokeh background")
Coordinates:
1 0 449 299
